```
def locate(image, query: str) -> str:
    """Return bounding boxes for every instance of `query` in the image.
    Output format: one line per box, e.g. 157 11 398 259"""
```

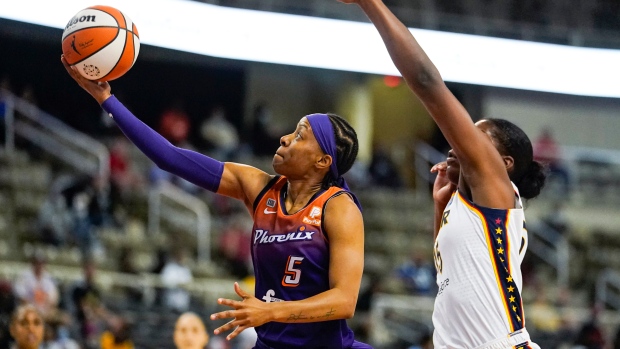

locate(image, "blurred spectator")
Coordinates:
159 104 191 147
353 274 382 343
42 322 80 349
13 254 59 320
100 318 134 349
117 247 143 303
232 328 258 349
369 144 404 188
173 312 209 349
200 105 240 161
574 302 606 349
37 191 73 246
108 137 145 195
71 258 103 347
527 286 561 334
150 103 203 193
343 160 370 190
0 280 17 348
542 201 570 238
208 336 230 349
61 174 122 256
407 331 433 349
251 103 281 157
533 127 570 195
218 215 252 279
161 248 193 312
395 249 436 295
9 304 44 349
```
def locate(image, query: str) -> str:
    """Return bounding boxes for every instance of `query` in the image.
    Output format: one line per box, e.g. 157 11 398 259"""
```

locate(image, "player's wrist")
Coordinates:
96 92 113 105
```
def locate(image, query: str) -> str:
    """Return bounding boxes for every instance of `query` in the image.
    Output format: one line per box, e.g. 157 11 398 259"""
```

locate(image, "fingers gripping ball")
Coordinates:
62 5 140 81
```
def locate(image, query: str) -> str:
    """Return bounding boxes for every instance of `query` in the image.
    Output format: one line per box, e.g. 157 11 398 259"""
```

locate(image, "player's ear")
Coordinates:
316 154 332 171
503 155 514 173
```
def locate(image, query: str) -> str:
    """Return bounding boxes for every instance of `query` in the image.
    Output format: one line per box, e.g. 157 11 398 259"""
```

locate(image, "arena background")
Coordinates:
1 1 620 348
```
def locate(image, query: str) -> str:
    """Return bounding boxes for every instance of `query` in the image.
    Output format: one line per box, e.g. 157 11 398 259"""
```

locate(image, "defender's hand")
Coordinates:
431 161 457 207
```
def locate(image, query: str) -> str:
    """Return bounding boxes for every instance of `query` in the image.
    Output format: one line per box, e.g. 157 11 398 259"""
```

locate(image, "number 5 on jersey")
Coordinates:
282 255 304 287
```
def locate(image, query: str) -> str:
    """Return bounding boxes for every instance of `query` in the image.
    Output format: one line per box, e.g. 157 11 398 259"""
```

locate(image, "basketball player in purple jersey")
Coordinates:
61 56 372 348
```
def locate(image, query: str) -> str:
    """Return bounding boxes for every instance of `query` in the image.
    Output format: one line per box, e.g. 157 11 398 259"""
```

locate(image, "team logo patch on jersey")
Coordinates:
303 206 322 226
266 198 276 208
254 226 315 245
262 289 284 303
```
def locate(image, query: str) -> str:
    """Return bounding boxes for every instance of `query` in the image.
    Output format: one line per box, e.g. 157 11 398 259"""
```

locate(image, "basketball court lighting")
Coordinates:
2 0 619 98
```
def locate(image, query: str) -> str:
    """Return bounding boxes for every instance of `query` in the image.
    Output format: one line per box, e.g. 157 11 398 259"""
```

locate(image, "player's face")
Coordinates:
173 315 209 349
446 149 460 184
272 117 325 178
10 310 44 349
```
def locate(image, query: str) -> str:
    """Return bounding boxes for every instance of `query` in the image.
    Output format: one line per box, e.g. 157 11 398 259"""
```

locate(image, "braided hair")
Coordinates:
484 118 547 199
322 113 359 189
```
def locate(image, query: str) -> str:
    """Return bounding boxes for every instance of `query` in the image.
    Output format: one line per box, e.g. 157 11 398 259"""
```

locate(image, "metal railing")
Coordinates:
0 260 236 303
1 89 109 181
527 219 570 289
596 268 620 310
148 182 212 263
369 293 434 347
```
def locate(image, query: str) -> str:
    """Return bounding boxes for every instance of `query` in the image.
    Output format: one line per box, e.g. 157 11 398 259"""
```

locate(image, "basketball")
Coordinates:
62 6 140 81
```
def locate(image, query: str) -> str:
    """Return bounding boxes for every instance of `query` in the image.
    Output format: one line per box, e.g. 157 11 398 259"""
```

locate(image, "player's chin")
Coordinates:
446 166 460 184
272 157 285 174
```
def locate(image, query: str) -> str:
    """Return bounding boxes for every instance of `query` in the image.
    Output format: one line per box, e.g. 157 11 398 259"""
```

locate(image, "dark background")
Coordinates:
0 18 247 146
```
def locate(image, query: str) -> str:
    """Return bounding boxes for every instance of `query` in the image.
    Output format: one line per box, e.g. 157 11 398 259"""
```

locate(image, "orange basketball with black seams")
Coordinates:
62 5 140 81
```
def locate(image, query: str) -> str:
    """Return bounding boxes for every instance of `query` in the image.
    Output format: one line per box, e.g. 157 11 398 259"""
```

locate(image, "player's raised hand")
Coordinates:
210 282 271 341
61 55 112 105
431 161 457 207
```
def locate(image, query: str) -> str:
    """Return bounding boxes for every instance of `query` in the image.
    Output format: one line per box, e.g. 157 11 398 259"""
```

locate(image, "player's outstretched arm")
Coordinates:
210 194 364 340
61 56 272 211
341 0 514 208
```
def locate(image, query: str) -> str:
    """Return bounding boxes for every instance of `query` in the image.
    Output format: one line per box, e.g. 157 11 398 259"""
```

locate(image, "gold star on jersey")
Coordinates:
486 214 525 332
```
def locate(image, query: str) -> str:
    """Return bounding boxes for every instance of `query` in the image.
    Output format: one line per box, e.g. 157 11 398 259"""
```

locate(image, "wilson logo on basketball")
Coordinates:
65 15 97 30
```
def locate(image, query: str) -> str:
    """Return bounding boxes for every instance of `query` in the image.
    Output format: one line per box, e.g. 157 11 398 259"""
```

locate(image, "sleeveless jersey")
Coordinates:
251 176 355 349
432 184 537 349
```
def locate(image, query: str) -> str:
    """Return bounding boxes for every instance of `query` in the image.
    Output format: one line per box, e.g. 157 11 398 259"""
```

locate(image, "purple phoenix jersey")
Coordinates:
251 176 357 349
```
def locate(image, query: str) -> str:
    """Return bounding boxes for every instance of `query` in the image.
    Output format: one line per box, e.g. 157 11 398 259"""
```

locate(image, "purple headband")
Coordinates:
306 113 362 211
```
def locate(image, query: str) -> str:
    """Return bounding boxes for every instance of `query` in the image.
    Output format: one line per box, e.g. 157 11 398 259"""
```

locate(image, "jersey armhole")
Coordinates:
320 190 352 242
252 175 281 212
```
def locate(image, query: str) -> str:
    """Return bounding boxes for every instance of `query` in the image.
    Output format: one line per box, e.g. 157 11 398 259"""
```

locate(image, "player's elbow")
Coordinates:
407 65 444 94
341 298 357 319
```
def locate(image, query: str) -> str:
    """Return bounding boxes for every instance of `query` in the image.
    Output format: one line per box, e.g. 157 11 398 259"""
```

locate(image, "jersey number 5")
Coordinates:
282 255 304 287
